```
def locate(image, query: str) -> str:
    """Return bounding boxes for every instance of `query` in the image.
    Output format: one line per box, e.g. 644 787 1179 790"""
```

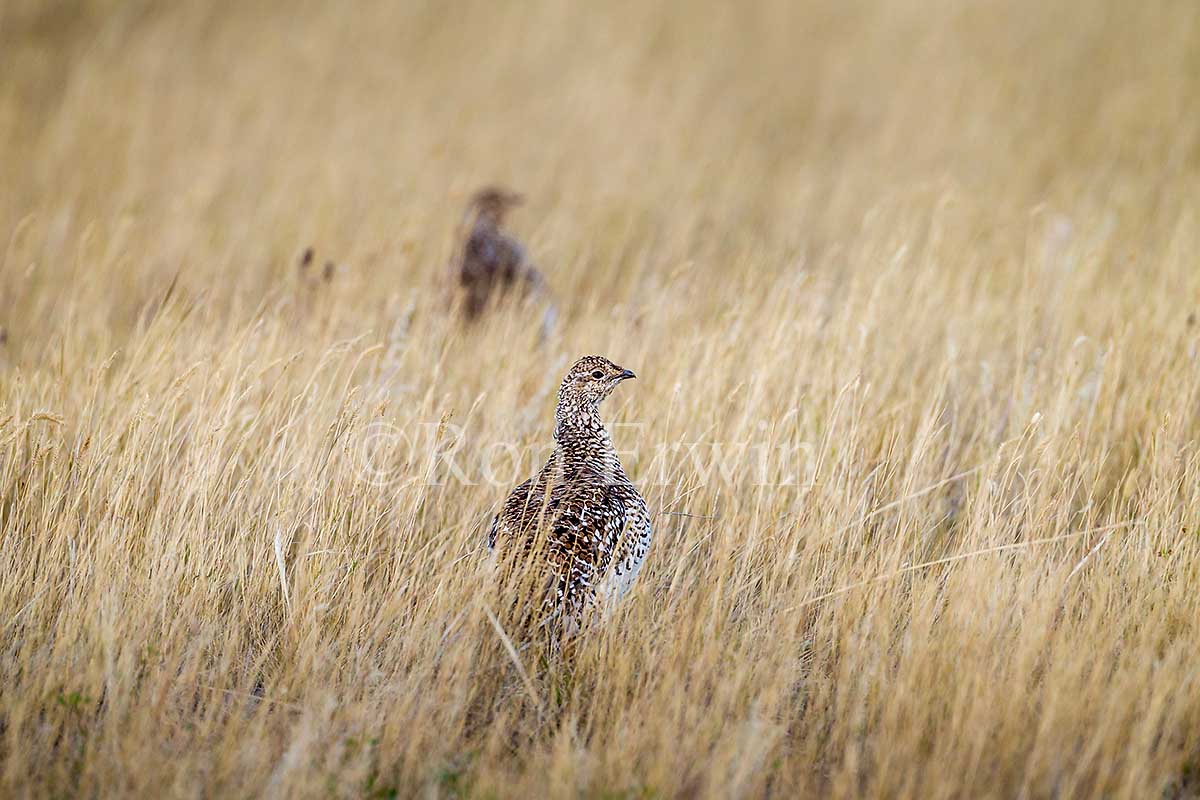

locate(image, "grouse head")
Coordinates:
468 186 524 225
557 355 637 417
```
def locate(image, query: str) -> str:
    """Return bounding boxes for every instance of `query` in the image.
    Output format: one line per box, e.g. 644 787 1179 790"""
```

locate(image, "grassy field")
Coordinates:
3 0 1200 797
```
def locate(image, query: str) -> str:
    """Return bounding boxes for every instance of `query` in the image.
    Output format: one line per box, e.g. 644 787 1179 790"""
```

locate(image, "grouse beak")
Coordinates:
615 368 636 382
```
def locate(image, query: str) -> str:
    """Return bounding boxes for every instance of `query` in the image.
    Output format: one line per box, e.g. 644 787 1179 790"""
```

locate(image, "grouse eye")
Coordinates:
591 369 605 379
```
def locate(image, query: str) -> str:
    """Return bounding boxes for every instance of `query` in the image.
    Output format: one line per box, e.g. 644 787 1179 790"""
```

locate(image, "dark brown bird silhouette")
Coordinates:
489 355 652 636
452 187 555 329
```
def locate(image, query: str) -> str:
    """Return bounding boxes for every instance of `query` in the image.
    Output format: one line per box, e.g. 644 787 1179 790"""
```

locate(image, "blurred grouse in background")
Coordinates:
488 355 652 636
453 186 556 331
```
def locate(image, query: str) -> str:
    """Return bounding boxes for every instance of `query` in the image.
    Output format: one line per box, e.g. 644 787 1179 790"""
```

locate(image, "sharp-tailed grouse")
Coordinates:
453 186 552 322
488 355 652 635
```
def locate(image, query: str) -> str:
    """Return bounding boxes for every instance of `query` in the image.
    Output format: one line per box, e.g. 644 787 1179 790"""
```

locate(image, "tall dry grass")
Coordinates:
2 0 1200 796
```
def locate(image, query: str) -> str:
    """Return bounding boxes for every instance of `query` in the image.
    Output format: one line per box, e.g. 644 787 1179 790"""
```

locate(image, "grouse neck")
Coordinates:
551 402 624 479
553 398 606 441
472 213 502 234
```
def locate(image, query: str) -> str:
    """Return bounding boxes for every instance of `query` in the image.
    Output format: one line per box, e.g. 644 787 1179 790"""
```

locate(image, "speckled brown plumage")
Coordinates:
454 187 549 320
488 356 652 635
